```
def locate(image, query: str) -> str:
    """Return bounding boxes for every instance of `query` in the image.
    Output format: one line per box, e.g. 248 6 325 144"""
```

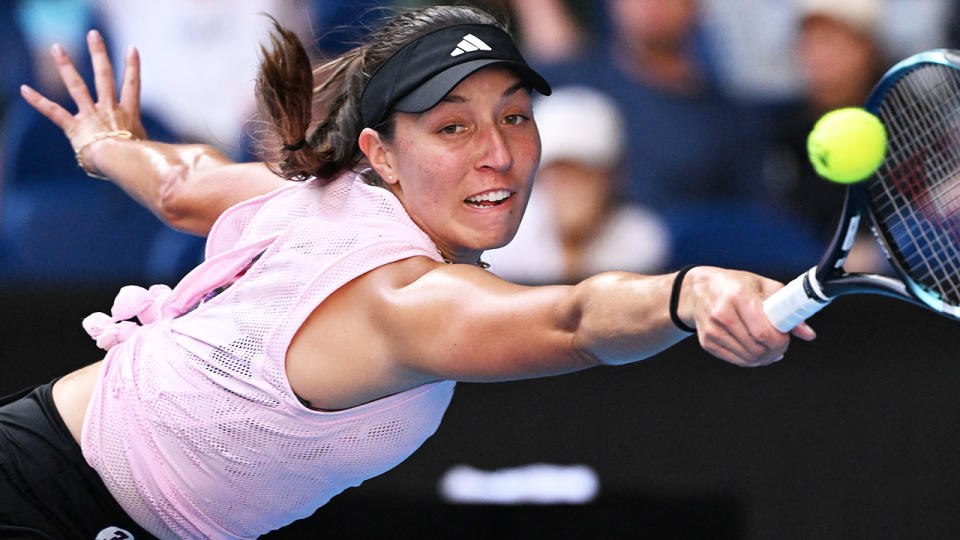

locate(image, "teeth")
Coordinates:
466 190 511 203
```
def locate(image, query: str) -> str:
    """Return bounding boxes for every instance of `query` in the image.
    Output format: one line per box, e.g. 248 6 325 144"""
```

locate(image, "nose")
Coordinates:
476 124 513 173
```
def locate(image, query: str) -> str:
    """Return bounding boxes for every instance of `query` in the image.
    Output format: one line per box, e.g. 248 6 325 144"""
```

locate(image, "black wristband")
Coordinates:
669 265 699 333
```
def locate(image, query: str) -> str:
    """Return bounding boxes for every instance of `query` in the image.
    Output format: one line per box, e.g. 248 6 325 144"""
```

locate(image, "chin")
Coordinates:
478 230 519 250
458 218 522 252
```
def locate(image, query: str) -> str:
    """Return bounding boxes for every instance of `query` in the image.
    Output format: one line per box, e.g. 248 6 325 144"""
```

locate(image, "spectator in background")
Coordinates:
509 0 822 276
764 0 890 272
696 0 805 104
310 0 398 58
505 0 585 63
485 86 671 284
523 0 770 213
8 0 96 111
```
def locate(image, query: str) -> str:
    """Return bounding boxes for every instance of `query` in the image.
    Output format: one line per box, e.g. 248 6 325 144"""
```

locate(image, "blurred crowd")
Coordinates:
0 0 955 287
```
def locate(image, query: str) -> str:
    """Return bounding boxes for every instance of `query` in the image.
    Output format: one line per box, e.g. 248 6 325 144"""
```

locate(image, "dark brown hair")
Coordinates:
254 6 506 183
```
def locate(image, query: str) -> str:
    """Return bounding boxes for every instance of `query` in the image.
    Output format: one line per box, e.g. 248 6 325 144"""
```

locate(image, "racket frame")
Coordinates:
762 50 960 330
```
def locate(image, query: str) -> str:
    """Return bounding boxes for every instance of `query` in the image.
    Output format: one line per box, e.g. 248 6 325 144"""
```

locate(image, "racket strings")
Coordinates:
878 100 960 300
876 67 960 301
872 63 960 305
879 80 960 280
883 70 960 218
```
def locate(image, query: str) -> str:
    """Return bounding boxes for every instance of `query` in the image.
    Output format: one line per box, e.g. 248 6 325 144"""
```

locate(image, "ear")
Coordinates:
358 127 399 185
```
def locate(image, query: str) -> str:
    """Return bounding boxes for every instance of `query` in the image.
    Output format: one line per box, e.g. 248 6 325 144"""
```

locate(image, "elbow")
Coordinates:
155 144 221 233
570 329 637 367
568 272 655 366
560 287 606 369
569 335 606 369
155 161 192 229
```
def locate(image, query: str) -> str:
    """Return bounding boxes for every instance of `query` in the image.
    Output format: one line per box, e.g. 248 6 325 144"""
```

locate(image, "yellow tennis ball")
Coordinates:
807 107 887 184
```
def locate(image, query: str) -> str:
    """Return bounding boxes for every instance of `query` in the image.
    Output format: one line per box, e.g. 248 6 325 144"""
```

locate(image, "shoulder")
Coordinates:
361 256 448 298
302 255 449 337
285 255 450 409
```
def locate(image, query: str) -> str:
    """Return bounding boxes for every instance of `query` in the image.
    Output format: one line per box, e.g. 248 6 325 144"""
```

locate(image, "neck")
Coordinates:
437 247 489 268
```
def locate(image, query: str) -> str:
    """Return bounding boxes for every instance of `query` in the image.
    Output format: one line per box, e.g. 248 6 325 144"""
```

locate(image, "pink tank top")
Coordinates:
80 172 455 539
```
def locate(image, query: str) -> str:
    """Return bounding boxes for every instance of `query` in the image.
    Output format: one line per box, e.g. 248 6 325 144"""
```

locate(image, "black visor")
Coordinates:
360 24 552 128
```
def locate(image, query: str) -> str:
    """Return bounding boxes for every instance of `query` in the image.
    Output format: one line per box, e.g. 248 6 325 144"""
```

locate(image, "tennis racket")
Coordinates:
764 49 960 332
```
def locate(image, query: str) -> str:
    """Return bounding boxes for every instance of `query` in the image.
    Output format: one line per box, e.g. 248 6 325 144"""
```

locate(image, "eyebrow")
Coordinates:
439 80 529 104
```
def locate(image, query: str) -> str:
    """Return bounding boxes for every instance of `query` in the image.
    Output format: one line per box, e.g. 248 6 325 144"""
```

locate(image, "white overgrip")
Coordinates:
762 267 831 332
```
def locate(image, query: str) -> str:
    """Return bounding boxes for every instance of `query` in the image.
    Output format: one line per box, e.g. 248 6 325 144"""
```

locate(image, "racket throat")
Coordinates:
802 267 831 303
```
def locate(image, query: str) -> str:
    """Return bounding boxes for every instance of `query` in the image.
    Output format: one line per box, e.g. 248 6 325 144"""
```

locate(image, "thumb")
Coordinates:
756 275 787 298
790 321 817 341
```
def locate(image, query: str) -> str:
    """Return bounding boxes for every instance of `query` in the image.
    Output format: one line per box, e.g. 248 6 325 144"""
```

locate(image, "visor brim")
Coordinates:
393 58 552 114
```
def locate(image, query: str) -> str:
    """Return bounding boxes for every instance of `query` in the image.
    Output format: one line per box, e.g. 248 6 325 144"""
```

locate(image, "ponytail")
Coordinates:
254 17 319 179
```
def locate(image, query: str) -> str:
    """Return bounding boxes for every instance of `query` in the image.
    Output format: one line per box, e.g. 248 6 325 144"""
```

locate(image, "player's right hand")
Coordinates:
678 266 816 367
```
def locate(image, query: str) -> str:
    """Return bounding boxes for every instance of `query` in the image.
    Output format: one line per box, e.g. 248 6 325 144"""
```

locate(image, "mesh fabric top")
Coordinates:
81 172 454 538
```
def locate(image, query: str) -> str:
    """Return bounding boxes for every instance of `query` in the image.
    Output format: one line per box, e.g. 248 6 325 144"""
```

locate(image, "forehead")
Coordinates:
441 67 528 100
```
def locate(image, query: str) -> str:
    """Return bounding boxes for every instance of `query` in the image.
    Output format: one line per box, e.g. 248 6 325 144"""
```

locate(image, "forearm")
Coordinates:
83 136 232 232
570 266 815 368
570 271 692 366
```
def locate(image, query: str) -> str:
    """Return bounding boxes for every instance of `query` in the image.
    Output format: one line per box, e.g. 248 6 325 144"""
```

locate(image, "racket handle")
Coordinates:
762 267 831 332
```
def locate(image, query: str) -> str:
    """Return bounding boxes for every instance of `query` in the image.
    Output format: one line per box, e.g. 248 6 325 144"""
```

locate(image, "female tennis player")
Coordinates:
8 5 815 538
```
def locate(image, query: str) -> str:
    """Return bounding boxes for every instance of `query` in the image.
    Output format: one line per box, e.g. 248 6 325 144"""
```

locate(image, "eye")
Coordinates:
503 113 528 125
439 124 465 135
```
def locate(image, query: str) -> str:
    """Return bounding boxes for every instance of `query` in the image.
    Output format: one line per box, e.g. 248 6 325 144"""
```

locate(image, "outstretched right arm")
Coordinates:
20 30 286 236
287 258 818 410
378 263 816 382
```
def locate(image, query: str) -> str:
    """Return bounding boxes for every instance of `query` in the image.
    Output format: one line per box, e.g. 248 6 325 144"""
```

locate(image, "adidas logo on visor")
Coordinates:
450 34 492 56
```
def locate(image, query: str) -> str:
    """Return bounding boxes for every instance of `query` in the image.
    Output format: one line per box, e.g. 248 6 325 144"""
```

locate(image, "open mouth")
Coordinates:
465 190 513 208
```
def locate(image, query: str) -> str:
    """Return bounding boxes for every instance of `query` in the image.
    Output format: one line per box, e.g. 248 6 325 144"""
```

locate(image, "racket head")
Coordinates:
857 49 960 319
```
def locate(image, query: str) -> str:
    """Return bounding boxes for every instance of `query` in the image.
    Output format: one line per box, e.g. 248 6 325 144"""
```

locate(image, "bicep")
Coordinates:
379 264 599 383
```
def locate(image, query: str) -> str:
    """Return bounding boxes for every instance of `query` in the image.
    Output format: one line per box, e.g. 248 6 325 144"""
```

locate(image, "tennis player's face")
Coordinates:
384 68 541 263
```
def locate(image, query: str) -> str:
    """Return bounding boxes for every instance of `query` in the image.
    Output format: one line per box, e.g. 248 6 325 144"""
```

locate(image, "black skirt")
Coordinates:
0 380 153 539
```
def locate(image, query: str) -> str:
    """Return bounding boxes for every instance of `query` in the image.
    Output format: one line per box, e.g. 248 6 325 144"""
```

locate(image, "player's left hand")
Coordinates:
20 29 146 174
